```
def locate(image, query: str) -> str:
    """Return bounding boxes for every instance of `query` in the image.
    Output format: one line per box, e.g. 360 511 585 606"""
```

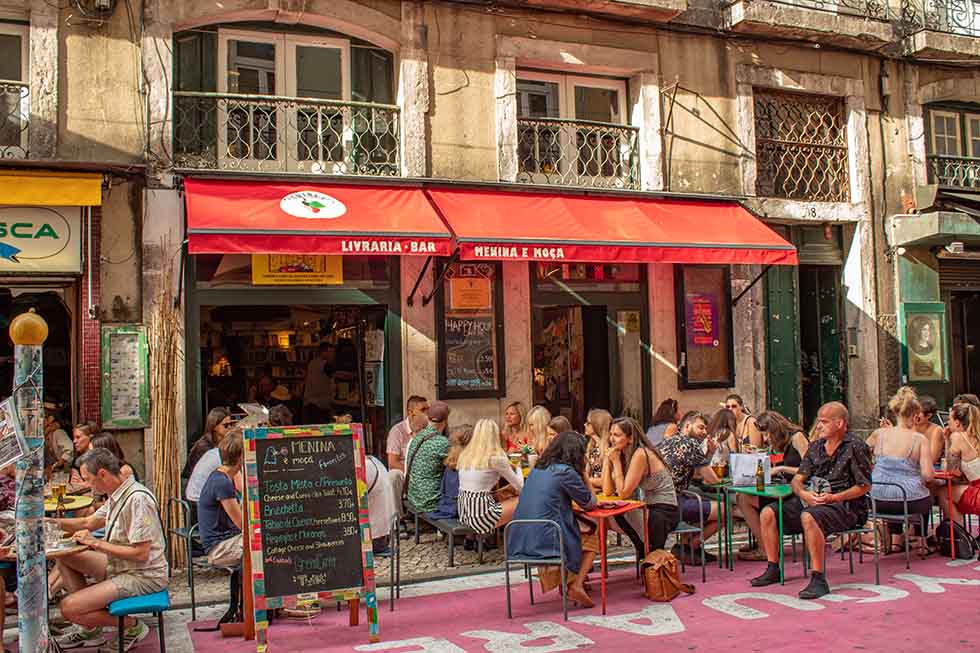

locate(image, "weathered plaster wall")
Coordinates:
100 179 141 324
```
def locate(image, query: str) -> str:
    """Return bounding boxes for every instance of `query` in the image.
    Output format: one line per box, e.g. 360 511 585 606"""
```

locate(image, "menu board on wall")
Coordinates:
444 316 497 393
101 325 150 429
244 423 378 645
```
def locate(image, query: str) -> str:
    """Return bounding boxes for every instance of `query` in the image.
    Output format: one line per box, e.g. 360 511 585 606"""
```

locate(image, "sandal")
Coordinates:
567 586 595 608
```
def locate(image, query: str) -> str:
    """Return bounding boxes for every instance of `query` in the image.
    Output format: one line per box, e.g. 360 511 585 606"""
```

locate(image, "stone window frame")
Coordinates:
905 70 980 188
495 35 663 191
736 64 870 223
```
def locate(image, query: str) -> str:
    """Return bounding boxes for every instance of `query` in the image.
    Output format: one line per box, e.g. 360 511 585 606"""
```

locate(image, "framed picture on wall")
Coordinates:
675 265 735 389
901 302 948 383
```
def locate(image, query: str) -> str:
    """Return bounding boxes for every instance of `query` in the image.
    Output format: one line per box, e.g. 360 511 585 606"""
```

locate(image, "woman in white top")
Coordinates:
939 402 980 521
456 419 524 534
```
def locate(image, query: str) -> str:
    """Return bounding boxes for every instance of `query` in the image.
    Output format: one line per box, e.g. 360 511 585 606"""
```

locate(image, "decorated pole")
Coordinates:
10 309 49 653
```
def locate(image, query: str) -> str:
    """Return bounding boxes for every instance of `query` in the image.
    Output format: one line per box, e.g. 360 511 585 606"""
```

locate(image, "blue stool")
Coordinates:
108 589 170 653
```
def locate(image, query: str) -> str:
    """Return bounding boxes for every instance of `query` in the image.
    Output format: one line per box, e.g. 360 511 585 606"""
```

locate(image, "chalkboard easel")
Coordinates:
243 423 379 649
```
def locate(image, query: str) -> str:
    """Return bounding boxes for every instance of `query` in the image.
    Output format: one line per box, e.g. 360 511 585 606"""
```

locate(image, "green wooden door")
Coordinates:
800 266 844 427
765 266 801 423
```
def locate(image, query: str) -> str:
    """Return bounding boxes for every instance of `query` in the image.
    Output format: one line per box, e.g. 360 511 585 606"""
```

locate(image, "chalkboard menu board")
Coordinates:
437 262 505 399
244 423 378 646
254 435 363 596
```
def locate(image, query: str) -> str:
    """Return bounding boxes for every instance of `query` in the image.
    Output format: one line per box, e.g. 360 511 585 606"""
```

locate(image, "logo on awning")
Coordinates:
279 191 347 220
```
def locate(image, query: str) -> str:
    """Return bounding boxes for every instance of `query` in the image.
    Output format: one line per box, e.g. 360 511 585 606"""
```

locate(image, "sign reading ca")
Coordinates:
0 206 81 273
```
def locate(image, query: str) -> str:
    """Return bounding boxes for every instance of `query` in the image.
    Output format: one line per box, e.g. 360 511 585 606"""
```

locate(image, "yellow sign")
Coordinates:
624 311 641 333
251 255 343 285
450 277 492 310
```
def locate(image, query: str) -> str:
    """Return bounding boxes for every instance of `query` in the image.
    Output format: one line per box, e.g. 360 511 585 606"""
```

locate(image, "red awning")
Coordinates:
426 188 797 265
185 178 454 256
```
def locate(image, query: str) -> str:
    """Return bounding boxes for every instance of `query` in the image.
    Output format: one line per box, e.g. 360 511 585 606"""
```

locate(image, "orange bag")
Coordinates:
641 550 695 601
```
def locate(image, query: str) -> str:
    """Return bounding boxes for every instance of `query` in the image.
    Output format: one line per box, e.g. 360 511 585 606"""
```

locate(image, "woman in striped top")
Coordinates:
456 419 524 534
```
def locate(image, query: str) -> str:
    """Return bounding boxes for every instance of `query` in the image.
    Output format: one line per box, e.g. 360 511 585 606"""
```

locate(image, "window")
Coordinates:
927 106 980 188
675 266 734 389
515 71 636 188
436 262 506 399
173 26 397 175
931 110 961 157
753 89 849 202
0 23 27 157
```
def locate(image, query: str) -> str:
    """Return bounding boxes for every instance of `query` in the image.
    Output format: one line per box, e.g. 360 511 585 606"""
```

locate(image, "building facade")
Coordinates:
1 0 977 477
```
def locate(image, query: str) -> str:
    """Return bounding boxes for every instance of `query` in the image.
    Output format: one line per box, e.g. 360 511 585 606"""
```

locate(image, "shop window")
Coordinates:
436 261 506 399
675 265 734 389
194 254 390 289
0 22 28 157
535 263 641 291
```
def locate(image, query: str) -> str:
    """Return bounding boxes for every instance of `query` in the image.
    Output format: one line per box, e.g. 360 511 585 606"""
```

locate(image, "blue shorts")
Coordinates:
680 495 712 525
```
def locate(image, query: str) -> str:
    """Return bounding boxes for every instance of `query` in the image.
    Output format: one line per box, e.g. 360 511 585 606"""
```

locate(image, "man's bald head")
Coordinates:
815 402 849 440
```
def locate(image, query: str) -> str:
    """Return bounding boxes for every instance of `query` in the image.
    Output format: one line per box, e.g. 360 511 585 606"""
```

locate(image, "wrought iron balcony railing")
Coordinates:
729 0 890 20
173 91 400 176
902 0 980 37
0 80 28 159
927 154 980 189
516 117 640 190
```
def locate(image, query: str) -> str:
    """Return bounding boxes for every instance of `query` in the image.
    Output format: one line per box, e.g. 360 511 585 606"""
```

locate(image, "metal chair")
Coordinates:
503 519 568 621
803 522 880 584
372 513 401 612
166 498 199 621
671 490 707 582
869 481 927 574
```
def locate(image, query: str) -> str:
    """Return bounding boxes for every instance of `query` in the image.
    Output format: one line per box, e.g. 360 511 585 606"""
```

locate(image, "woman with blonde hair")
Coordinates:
501 402 529 452
939 402 980 522
584 409 613 490
526 405 553 454
456 419 524 533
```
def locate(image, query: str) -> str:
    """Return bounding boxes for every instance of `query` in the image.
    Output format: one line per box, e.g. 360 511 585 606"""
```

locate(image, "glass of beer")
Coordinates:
711 463 727 480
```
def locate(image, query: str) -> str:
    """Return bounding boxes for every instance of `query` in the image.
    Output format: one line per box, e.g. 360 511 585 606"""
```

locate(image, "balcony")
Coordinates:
902 0 980 58
0 80 28 159
724 0 894 50
516 117 640 190
928 154 980 189
172 92 400 176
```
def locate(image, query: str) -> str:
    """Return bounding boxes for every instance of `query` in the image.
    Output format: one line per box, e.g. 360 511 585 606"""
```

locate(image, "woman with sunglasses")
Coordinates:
725 394 763 452
182 407 234 501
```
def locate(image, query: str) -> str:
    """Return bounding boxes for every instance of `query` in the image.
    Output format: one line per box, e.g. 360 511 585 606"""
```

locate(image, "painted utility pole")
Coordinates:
10 308 49 653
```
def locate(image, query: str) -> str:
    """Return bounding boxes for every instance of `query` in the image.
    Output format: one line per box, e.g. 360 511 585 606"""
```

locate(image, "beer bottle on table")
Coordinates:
755 459 765 492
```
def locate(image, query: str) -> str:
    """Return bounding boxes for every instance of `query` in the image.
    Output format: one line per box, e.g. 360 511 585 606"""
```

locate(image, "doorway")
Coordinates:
798 265 845 427
950 291 980 396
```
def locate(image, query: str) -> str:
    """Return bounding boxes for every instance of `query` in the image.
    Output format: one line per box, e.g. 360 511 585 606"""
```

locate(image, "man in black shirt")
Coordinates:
750 402 872 599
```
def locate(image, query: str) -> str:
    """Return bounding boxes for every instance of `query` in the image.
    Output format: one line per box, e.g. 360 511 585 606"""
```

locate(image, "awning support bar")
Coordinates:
405 255 433 307
421 249 461 307
732 264 772 306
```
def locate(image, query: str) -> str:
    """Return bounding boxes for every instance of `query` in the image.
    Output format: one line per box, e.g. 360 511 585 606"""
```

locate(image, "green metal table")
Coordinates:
724 484 794 583
701 481 732 571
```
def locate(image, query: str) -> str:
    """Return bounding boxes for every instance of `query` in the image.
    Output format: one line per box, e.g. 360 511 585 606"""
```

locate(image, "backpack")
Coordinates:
641 550 695 602
933 519 979 560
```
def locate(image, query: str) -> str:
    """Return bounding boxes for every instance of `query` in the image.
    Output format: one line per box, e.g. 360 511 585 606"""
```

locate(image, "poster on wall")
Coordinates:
0 398 27 469
0 206 82 273
676 266 734 389
101 325 150 429
685 293 719 347
251 254 343 285
903 303 947 383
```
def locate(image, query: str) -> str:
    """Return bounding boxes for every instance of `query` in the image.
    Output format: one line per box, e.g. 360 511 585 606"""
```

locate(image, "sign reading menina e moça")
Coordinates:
0 206 82 273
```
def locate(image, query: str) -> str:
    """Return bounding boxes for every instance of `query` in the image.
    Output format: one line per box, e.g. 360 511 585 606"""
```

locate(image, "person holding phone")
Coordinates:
750 402 872 600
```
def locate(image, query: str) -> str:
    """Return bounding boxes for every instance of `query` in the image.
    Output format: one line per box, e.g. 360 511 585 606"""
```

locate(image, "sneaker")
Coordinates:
55 626 107 649
749 563 781 587
737 547 769 561
798 573 831 600
117 620 150 652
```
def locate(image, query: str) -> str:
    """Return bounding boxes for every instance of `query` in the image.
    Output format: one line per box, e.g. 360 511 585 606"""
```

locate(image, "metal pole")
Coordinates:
10 309 49 653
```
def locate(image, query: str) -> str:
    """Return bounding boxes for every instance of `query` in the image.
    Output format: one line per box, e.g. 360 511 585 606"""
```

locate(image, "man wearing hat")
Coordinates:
404 401 452 513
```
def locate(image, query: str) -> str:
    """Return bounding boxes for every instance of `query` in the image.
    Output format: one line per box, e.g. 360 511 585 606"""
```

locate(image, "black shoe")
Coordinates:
463 538 476 551
695 547 718 564
798 573 831 600
750 563 781 587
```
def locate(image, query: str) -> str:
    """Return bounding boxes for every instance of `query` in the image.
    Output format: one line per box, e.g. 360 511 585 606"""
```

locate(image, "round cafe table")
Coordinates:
44 495 94 514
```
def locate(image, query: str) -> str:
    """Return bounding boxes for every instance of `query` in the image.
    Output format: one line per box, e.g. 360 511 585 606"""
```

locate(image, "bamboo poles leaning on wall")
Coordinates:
148 239 186 569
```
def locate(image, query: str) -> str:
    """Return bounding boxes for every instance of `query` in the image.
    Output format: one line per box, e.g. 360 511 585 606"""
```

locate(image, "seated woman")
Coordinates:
425 424 474 522
456 419 523 535
501 402 529 453
198 430 244 569
526 405 552 454
866 387 934 553
584 409 612 491
90 434 137 481
507 430 596 608
707 408 737 455
646 398 680 445
365 453 397 555
602 417 679 553
736 411 809 561
546 416 573 447
68 423 96 487
937 402 980 522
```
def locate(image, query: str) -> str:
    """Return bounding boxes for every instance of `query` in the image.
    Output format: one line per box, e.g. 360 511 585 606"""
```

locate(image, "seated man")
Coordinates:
53 448 167 651
404 401 451 514
750 402 872 599
198 430 244 569
655 411 721 564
